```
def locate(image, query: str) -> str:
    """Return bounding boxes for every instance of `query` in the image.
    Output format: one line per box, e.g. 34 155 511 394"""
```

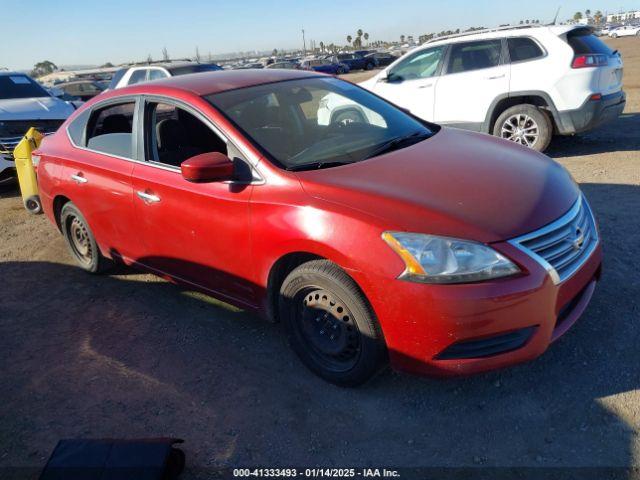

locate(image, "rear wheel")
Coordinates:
279 260 387 386
60 202 111 273
493 104 552 152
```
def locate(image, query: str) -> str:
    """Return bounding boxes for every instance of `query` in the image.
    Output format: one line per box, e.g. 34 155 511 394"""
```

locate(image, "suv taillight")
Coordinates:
572 54 608 68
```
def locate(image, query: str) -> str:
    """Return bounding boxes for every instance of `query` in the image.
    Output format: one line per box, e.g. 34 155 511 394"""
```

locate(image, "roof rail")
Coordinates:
425 24 540 44
125 58 196 66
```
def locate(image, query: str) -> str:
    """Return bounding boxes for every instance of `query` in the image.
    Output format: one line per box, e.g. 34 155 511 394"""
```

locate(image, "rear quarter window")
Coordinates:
508 37 545 62
567 29 613 55
67 109 91 145
85 102 136 158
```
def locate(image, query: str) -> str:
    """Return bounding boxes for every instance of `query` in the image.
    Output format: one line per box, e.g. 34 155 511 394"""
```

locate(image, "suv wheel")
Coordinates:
60 202 111 273
279 260 387 386
365 62 374 70
493 104 552 152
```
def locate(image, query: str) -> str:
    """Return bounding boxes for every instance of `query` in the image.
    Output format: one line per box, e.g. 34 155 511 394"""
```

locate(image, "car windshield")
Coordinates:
0 75 50 99
206 77 435 170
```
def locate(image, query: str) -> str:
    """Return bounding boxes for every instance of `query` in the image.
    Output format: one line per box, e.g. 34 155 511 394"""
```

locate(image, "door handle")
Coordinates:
71 174 87 184
486 74 506 80
418 83 433 88
136 191 161 203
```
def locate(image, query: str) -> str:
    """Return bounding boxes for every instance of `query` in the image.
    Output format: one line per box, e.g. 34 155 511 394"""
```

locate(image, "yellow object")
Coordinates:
13 127 44 214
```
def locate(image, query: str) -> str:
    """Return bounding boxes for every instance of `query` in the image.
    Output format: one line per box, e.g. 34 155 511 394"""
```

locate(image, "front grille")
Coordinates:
0 120 64 159
510 195 598 284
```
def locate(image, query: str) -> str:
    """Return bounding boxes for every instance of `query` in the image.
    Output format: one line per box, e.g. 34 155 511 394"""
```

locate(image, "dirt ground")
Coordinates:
1 38 639 477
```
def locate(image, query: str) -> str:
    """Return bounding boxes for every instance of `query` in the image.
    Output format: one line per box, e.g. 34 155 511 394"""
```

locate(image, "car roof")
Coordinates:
114 69 323 97
0 71 32 77
423 24 584 48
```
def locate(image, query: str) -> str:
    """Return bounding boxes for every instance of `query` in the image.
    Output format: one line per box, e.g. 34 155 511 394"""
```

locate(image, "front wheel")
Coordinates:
365 62 374 70
611 33 618 38
493 104 552 152
279 260 387 386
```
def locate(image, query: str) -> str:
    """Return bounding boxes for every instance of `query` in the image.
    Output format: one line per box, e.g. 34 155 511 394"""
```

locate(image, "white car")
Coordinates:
322 25 625 151
0 72 75 185
609 25 640 37
107 62 223 90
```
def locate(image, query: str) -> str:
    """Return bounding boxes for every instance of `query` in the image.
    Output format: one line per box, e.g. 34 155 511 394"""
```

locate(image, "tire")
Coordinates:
365 62 374 71
279 260 387 386
493 104 552 152
60 202 111 273
24 195 42 215
611 33 618 38
337 66 346 75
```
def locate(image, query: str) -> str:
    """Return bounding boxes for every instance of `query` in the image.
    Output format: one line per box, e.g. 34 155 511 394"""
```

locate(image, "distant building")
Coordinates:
606 10 640 23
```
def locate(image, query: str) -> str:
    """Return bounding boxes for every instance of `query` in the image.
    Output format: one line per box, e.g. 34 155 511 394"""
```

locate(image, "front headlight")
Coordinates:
382 231 520 284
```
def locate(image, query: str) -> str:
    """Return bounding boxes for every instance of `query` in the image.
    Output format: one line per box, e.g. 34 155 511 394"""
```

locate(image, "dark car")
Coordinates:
266 61 300 70
364 51 398 67
56 80 106 101
300 58 348 74
331 53 377 71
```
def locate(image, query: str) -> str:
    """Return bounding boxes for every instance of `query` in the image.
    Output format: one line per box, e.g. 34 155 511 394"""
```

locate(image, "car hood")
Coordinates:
296 128 579 243
0 96 75 121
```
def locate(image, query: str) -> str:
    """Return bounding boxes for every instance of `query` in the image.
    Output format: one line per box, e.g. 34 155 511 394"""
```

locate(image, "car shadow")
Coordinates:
0 183 638 477
547 112 640 157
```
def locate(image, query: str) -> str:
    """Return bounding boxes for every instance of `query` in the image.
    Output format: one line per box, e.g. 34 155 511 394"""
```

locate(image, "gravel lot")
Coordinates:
1 38 639 477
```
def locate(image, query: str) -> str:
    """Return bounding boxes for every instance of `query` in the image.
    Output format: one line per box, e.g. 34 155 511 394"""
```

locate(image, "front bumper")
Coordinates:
0 155 16 184
358 240 602 377
556 91 626 135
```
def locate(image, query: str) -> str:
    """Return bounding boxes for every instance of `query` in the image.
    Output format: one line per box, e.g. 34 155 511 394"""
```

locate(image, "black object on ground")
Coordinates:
39 437 185 480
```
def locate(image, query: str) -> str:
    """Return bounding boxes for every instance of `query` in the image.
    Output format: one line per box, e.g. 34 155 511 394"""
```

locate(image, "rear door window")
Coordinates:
447 40 502 73
508 37 545 62
85 102 136 158
567 29 613 55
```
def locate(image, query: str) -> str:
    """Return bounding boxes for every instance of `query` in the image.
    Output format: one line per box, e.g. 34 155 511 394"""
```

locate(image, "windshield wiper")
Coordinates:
365 131 431 159
286 160 354 172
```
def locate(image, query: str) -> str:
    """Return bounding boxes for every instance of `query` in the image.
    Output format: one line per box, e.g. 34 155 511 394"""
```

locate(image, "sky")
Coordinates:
1 0 639 71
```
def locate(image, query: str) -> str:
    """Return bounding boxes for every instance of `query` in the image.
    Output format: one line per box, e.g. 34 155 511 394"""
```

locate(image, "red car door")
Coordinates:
60 99 139 259
130 98 258 308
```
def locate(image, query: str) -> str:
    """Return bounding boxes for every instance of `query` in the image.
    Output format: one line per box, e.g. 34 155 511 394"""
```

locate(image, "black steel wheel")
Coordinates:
60 202 110 273
279 260 387 386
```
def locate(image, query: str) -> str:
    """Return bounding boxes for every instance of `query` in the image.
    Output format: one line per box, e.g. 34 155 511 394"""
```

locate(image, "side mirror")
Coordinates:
181 152 234 182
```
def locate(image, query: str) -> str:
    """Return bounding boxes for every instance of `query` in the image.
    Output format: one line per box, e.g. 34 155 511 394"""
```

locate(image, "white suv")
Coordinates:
326 25 625 151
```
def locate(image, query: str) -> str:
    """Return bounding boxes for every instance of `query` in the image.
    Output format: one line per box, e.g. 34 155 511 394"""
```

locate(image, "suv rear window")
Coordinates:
508 37 544 62
567 28 613 55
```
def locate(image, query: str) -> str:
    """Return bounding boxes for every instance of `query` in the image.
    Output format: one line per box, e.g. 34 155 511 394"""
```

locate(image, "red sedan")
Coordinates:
35 70 602 385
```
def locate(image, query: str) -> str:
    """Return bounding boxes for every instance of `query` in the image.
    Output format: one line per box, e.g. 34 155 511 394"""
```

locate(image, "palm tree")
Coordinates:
573 11 583 21
594 10 603 24
400 34 405 43
347 35 352 46
357 29 363 38
319 41 324 52
364 32 369 45
585 9 591 17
